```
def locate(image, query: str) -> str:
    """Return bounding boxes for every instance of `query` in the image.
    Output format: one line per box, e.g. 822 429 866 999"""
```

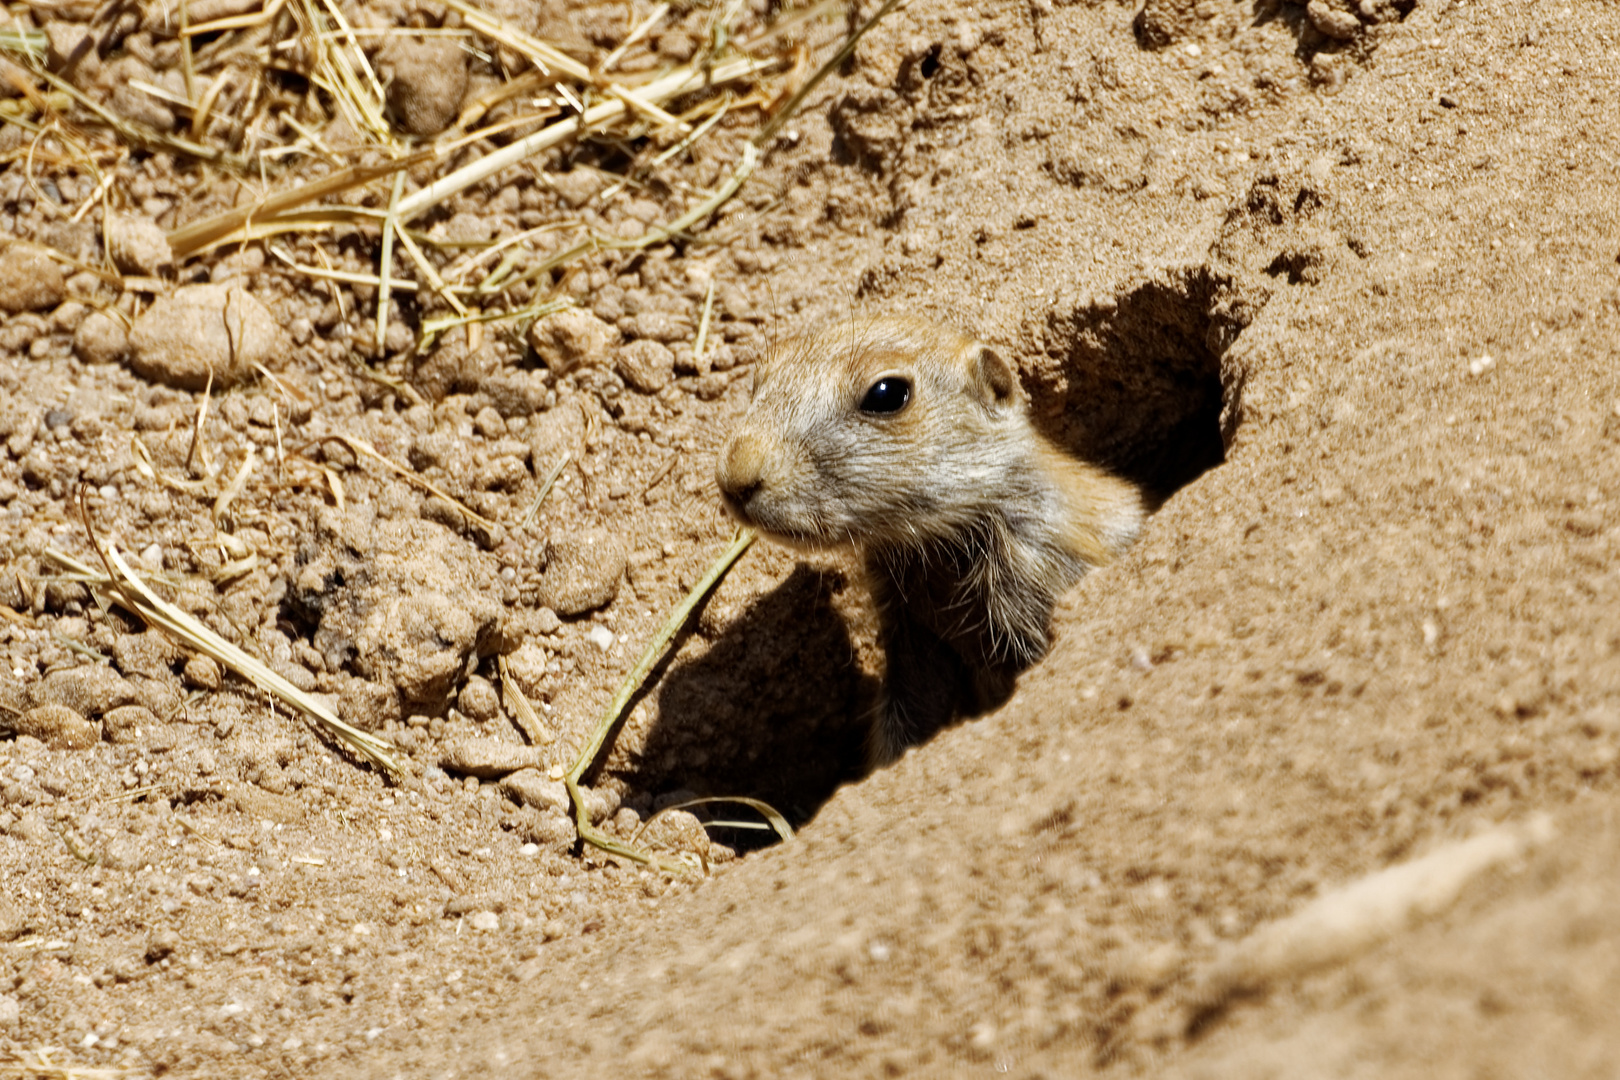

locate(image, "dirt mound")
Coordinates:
1 0 1618 1077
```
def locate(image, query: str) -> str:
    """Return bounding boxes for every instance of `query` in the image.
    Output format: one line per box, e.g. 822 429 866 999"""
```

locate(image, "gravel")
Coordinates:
381 36 469 136
528 309 617 374
617 340 676 393
15 703 99 749
127 283 285 390
107 214 174 276
537 529 626 615
0 247 66 314
73 310 130 365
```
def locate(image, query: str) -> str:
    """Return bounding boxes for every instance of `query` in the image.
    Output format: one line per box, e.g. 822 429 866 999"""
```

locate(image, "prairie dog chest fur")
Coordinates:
716 316 1144 766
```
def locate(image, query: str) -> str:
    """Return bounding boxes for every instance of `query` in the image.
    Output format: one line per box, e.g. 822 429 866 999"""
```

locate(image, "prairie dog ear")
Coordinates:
966 342 1022 410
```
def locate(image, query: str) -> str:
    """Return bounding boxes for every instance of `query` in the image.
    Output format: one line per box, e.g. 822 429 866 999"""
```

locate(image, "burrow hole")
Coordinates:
1027 264 1242 508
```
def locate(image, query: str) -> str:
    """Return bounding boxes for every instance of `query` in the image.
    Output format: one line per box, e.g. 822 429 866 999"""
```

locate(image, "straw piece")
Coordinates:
600 2 669 73
440 219 576 285
375 168 405 351
312 0 391 142
520 451 571 529
31 65 235 166
212 451 257 523
693 279 715 365
564 528 756 869
168 153 430 256
497 654 553 746
439 0 591 82
393 220 470 317
606 81 691 134
752 0 906 148
182 0 288 37
419 296 570 343
52 525 400 778
392 54 772 223
179 0 196 104
632 796 794 846
650 98 731 167
268 244 422 292
302 434 497 533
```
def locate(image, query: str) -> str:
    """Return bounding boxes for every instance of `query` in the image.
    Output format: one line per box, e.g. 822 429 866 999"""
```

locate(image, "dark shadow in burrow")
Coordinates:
1030 265 1243 509
612 564 873 842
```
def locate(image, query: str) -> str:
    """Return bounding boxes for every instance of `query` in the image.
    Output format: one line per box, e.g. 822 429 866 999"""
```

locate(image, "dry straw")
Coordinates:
2 0 908 859
55 488 401 777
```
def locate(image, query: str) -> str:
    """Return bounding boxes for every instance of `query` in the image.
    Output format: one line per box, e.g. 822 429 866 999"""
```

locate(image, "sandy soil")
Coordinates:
2 0 1618 1077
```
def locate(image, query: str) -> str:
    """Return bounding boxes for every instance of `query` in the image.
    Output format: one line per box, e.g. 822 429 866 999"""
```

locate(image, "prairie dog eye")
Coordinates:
859 375 912 415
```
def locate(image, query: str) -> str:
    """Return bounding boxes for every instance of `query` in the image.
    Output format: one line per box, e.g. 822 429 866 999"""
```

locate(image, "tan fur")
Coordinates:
716 316 1144 767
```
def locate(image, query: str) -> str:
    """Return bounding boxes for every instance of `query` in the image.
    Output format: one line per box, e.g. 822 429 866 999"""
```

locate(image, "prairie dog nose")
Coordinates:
717 432 768 509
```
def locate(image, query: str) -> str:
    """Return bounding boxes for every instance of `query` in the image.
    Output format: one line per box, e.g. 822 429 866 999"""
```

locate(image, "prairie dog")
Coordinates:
716 316 1144 767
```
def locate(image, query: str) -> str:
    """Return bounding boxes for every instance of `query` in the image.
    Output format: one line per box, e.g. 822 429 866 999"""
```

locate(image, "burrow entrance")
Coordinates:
617 265 1250 848
1025 264 1245 509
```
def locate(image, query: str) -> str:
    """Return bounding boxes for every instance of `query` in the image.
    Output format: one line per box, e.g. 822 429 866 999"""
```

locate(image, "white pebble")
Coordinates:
1467 353 1495 377
468 911 500 931
586 625 615 651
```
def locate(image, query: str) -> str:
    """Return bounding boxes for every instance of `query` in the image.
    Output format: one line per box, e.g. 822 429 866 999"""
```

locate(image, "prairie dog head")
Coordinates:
716 316 1033 550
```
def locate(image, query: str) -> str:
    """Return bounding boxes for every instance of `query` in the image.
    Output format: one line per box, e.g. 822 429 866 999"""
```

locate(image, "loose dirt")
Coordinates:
1 0 1618 1077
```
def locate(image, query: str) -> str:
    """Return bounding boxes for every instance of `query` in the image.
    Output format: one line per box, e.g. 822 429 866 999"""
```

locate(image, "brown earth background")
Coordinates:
1 0 1618 1077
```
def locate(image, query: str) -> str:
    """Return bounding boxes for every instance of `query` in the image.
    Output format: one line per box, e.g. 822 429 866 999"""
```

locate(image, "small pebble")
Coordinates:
100 838 146 871
28 664 139 718
145 928 180 962
183 655 223 691
458 676 501 723
73 311 129 366
528 309 616 375
616 340 676 394
381 36 468 136
102 704 160 745
16 704 98 750
127 283 284 391
0 247 66 314
0 896 29 942
526 809 578 852
630 311 693 346
9 812 49 845
439 737 546 779
1307 0 1362 40
107 214 174 276
473 406 507 440
578 784 619 825
538 530 626 616
501 769 570 815
1467 353 1496 377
